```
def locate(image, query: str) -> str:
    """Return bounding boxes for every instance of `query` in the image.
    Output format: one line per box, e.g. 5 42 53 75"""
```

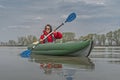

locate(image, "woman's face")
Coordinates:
45 26 50 33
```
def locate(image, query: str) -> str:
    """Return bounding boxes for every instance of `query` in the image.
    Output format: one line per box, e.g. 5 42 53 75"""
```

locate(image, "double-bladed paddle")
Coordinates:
20 12 76 58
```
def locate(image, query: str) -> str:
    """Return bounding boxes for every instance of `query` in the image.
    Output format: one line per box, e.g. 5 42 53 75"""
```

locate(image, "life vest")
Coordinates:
44 34 56 43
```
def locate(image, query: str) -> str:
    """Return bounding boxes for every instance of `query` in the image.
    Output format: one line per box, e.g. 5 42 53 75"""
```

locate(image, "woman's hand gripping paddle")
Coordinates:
20 12 76 58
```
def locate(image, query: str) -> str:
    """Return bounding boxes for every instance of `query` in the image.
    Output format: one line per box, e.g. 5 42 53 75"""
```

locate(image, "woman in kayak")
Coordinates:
40 24 62 44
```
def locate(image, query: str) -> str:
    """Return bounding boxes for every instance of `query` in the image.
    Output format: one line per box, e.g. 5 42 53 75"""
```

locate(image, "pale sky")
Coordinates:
0 0 120 41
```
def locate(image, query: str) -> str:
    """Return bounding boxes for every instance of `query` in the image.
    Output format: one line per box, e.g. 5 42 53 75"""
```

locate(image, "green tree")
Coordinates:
79 34 94 41
62 32 75 43
8 40 17 46
97 35 102 46
18 35 38 45
101 34 106 45
18 36 27 46
26 35 37 44
79 36 84 41
113 29 120 45
106 31 113 46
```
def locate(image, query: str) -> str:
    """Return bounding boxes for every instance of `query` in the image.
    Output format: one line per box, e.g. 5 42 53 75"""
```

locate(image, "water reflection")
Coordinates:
93 47 120 53
40 63 62 74
29 55 95 69
29 55 95 80
108 60 120 64
91 50 120 58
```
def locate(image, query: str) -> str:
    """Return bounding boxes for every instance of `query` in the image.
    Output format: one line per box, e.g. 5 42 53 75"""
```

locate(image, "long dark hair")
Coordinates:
45 24 52 33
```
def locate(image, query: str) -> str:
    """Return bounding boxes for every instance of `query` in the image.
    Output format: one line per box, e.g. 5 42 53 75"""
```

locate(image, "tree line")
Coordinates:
0 28 120 46
79 29 120 46
0 35 37 46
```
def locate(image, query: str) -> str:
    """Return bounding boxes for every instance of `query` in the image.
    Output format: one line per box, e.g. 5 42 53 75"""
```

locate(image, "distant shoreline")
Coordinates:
94 46 120 48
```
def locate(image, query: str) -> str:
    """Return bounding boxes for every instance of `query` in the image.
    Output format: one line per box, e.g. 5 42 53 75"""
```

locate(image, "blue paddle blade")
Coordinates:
65 13 76 23
20 49 31 58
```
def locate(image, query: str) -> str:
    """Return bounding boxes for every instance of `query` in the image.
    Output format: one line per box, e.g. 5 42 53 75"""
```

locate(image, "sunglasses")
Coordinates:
45 28 50 30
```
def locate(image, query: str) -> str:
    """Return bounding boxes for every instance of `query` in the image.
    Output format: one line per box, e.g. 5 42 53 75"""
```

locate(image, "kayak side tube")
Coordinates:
28 40 94 56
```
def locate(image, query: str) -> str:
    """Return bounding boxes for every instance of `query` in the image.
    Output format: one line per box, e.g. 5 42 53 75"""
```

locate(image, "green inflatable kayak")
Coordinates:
28 39 94 57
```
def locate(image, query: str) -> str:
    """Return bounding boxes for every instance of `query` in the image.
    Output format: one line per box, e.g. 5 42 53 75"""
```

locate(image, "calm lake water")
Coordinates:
0 46 120 80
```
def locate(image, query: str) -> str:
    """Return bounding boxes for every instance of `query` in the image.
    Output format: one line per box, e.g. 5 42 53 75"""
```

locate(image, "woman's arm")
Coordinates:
53 32 62 39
